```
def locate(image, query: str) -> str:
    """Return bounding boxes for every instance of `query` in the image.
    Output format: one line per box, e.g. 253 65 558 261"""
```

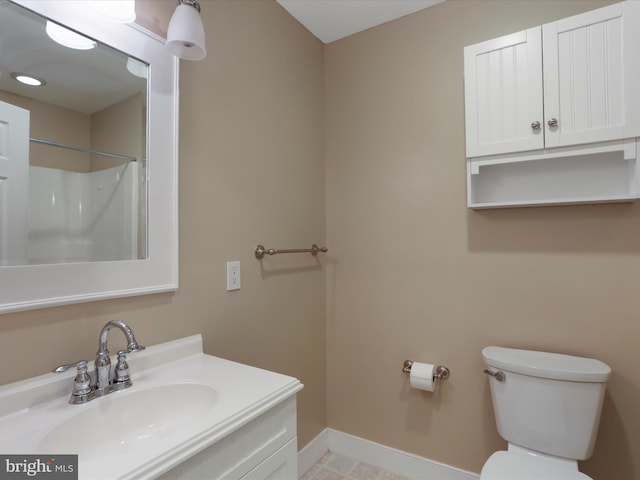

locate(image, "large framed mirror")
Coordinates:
0 0 178 313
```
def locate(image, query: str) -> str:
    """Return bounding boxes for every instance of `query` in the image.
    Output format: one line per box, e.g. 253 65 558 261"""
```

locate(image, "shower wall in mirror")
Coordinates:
0 0 148 266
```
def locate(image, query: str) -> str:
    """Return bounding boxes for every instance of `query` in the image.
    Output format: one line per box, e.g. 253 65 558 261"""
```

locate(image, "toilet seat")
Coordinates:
480 451 593 480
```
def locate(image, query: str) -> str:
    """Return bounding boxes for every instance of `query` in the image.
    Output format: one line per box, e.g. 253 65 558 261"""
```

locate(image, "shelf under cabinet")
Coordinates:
467 140 639 209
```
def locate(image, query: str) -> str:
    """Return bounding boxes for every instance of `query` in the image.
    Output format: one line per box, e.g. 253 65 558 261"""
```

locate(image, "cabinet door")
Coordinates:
464 27 544 158
241 438 297 480
543 3 632 148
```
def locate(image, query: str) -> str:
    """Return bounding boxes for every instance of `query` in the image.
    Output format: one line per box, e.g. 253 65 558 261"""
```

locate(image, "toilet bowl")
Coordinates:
480 346 611 480
481 449 592 480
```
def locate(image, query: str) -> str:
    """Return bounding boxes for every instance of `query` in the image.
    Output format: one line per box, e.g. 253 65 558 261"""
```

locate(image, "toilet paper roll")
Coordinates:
409 362 435 392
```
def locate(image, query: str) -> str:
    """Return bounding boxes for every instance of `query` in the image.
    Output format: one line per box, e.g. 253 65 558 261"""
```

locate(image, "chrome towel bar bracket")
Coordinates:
255 244 328 259
402 360 450 381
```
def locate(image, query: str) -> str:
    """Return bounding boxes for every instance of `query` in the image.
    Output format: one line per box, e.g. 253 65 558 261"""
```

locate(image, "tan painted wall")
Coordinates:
324 1 639 479
90 93 144 171
0 0 326 450
0 90 91 172
0 90 142 172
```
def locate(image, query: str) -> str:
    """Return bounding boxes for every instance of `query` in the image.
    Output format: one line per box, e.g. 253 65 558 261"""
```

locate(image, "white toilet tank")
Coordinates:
482 346 611 461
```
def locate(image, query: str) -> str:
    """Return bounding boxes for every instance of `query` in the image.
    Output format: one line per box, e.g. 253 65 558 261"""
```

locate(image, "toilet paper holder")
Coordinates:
402 360 450 381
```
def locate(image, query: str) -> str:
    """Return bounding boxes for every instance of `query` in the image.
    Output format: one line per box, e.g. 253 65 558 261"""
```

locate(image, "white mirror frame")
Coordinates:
0 1 179 314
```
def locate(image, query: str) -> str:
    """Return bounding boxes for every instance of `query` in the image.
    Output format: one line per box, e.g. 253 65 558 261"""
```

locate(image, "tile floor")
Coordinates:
300 451 409 480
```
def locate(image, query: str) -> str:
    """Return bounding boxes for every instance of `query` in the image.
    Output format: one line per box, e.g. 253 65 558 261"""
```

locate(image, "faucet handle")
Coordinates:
114 351 131 385
53 359 88 374
53 360 92 397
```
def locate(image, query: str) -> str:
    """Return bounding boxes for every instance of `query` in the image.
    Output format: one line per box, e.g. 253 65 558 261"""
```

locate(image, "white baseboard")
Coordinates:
298 428 480 480
297 429 329 478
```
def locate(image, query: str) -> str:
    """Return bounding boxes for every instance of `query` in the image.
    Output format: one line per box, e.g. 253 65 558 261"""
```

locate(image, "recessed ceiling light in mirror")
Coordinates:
10 72 46 87
46 21 97 50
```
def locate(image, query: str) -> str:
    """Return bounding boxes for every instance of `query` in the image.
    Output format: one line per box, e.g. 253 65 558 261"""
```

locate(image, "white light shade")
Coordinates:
86 1 136 23
46 21 97 50
166 3 207 61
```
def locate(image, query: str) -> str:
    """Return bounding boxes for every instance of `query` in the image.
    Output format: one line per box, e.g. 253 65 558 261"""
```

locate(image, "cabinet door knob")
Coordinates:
547 118 558 127
531 121 541 130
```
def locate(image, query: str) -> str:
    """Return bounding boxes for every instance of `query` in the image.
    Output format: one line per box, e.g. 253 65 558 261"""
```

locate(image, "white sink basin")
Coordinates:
0 335 303 480
37 383 218 459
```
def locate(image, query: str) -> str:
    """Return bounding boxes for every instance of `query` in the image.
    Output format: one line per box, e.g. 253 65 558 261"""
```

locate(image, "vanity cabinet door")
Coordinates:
241 438 298 480
543 3 631 149
464 27 544 158
156 397 298 480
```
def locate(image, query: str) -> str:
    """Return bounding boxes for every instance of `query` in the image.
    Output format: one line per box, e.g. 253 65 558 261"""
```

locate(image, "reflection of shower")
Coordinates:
28 162 139 264
0 92 145 266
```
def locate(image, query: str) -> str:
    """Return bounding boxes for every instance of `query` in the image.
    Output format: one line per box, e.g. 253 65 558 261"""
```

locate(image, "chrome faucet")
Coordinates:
95 320 145 391
53 320 145 404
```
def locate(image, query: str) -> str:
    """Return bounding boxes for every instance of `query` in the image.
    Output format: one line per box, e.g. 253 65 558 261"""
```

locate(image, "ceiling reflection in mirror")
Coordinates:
0 0 148 266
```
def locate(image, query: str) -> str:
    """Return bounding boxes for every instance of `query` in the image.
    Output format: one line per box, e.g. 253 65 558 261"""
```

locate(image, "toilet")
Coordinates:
480 346 611 480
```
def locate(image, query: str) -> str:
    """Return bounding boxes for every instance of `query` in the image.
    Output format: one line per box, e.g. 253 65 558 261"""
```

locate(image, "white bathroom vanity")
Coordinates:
0 335 303 479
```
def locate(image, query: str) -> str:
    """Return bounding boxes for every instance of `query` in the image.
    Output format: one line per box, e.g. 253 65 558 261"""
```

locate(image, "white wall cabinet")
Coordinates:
464 27 543 158
464 1 640 208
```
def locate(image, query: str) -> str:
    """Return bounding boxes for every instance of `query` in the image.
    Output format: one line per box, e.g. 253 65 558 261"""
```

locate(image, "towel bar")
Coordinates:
255 244 328 259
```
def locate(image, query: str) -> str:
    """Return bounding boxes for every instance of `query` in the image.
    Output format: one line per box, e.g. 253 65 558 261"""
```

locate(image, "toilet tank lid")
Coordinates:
482 346 611 382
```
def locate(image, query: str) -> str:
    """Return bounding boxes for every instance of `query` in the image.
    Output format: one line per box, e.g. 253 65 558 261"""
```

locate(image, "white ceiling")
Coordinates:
276 0 445 44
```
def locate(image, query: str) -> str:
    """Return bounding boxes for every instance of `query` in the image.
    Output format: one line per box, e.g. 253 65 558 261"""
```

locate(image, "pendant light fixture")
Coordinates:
166 0 207 61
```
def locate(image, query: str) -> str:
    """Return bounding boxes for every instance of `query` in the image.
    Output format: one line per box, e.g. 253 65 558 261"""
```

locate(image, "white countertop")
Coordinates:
0 335 303 479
